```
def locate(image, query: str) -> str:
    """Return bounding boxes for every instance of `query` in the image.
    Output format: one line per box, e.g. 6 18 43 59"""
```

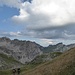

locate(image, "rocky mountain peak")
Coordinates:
0 37 11 42
56 42 64 46
0 37 42 64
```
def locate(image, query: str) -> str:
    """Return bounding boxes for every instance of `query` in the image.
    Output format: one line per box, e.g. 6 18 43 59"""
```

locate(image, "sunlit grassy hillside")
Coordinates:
23 47 75 75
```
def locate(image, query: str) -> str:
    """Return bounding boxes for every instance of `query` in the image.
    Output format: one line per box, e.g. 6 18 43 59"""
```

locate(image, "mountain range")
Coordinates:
42 42 75 53
0 37 75 71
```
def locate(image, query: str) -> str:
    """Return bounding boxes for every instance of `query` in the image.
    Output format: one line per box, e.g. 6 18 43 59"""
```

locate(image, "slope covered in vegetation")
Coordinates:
24 47 75 75
0 53 23 70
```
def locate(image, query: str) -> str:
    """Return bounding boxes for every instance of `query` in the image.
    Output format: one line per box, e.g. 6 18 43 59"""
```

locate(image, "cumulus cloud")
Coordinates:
12 0 75 28
12 0 75 40
11 0 75 43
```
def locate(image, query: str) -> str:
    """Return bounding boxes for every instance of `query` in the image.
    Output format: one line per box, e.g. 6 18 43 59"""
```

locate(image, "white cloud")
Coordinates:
9 31 21 36
12 8 29 23
12 0 75 29
0 31 22 37
40 39 53 44
35 39 53 46
0 0 22 9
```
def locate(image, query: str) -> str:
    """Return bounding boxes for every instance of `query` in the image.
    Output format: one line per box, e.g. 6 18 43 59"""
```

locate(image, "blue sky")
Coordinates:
0 6 19 31
0 0 75 46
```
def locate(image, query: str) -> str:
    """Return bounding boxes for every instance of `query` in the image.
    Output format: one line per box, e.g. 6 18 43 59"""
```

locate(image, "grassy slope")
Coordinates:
0 53 21 63
0 53 23 75
29 52 62 64
23 47 75 75
0 51 62 75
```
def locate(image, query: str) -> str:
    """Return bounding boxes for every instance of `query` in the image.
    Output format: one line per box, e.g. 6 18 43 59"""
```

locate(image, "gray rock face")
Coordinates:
0 37 42 64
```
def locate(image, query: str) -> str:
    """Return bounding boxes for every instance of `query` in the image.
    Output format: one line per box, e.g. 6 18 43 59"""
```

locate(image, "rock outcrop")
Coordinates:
0 37 42 64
